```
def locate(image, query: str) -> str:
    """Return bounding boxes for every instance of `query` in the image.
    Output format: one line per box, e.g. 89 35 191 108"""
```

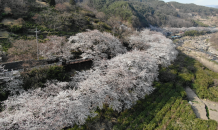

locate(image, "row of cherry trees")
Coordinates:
163 27 218 33
0 29 178 129
149 26 218 36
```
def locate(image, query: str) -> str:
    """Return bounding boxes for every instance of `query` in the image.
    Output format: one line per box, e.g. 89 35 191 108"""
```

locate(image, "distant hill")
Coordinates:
205 5 218 8
81 0 218 28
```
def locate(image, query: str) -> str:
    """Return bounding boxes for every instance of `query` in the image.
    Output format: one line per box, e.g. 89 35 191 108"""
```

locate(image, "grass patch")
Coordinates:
210 109 217 112
192 100 199 103
0 39 12 52
193 20 209 27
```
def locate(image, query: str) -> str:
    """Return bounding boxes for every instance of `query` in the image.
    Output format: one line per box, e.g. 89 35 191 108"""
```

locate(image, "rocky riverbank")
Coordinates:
175 34 218 72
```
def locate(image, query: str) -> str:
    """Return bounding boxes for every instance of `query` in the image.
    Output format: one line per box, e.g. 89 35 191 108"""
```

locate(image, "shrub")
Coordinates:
0 39 12 52
4 7 12 15
9 25 23 33
69 0 76 5
46 0 56 6
184 30 205 36
21 65 70 90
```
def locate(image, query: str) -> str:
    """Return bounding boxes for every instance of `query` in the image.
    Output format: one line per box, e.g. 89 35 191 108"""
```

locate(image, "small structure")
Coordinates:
171 35 181 39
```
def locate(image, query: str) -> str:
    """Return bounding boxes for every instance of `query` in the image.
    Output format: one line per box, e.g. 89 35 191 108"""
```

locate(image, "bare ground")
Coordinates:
1 18 20 26
0 31 9 38
176 35 218 73
202 99 218 122
36 0 48 6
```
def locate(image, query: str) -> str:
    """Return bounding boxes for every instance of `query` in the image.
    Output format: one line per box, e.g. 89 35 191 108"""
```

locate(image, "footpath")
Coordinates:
185 87 218 121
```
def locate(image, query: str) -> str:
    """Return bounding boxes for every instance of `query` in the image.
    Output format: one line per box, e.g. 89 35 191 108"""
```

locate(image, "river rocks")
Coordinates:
175 34 218 72
208 47 218 56
176 34 218 61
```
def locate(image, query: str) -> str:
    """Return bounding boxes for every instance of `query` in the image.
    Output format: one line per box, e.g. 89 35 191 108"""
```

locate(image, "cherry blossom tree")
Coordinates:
0 65 11 83
4 78 23 96
149 26 218 36
128 29 178 66
0 50 159 129
0 65 21 98
0 29 178 129
68 30 127 64
163 27 218 34
7 40 37 61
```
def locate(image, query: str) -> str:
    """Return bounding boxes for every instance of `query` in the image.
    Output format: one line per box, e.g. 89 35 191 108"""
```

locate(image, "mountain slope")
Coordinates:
205 5 218 8
81 0 218 28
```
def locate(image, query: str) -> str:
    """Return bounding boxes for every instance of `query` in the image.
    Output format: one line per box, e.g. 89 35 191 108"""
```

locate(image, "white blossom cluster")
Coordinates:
149 25 169 36
75 50 158 111
68 30 127 61
149 26 218 36
164 27 218 34
4 78 24 96
0 51 158 129
0 29 177 129
129 30 178 66
0 65 19 83
0 64 23 98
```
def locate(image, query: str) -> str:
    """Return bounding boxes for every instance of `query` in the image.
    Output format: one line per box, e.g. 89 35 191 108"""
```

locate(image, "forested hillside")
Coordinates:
80 0 218 28
168 2 218 17
0 0 113 61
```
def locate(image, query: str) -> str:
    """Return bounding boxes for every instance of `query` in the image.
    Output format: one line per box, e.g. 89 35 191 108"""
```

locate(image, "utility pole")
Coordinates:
35 27 40 60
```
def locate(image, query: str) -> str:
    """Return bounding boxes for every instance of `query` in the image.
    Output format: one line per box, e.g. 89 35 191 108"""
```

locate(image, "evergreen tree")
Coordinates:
69 0 76 5
46 0 56 6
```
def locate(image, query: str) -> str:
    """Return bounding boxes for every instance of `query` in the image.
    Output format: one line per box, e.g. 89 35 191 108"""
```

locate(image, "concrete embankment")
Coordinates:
185 87 208 120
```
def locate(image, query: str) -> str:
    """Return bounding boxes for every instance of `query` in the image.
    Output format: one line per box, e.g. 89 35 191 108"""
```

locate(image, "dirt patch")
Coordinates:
0 31 9 38
1 18 21 26
194 55 218 72
193 15 218 27
36 0 48 6
185 87 208 120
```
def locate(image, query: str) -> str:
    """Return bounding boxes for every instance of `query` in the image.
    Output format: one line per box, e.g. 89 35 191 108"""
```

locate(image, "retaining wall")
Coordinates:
0 60 53 71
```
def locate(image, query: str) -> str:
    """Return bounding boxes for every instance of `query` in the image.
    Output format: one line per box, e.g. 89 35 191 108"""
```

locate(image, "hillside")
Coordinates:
206 5 218 8
79 0 218 28
0 0 113 62
0 0 218 130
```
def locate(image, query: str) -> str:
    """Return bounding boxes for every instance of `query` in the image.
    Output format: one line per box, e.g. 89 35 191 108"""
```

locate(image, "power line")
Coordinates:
35 27 40 60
